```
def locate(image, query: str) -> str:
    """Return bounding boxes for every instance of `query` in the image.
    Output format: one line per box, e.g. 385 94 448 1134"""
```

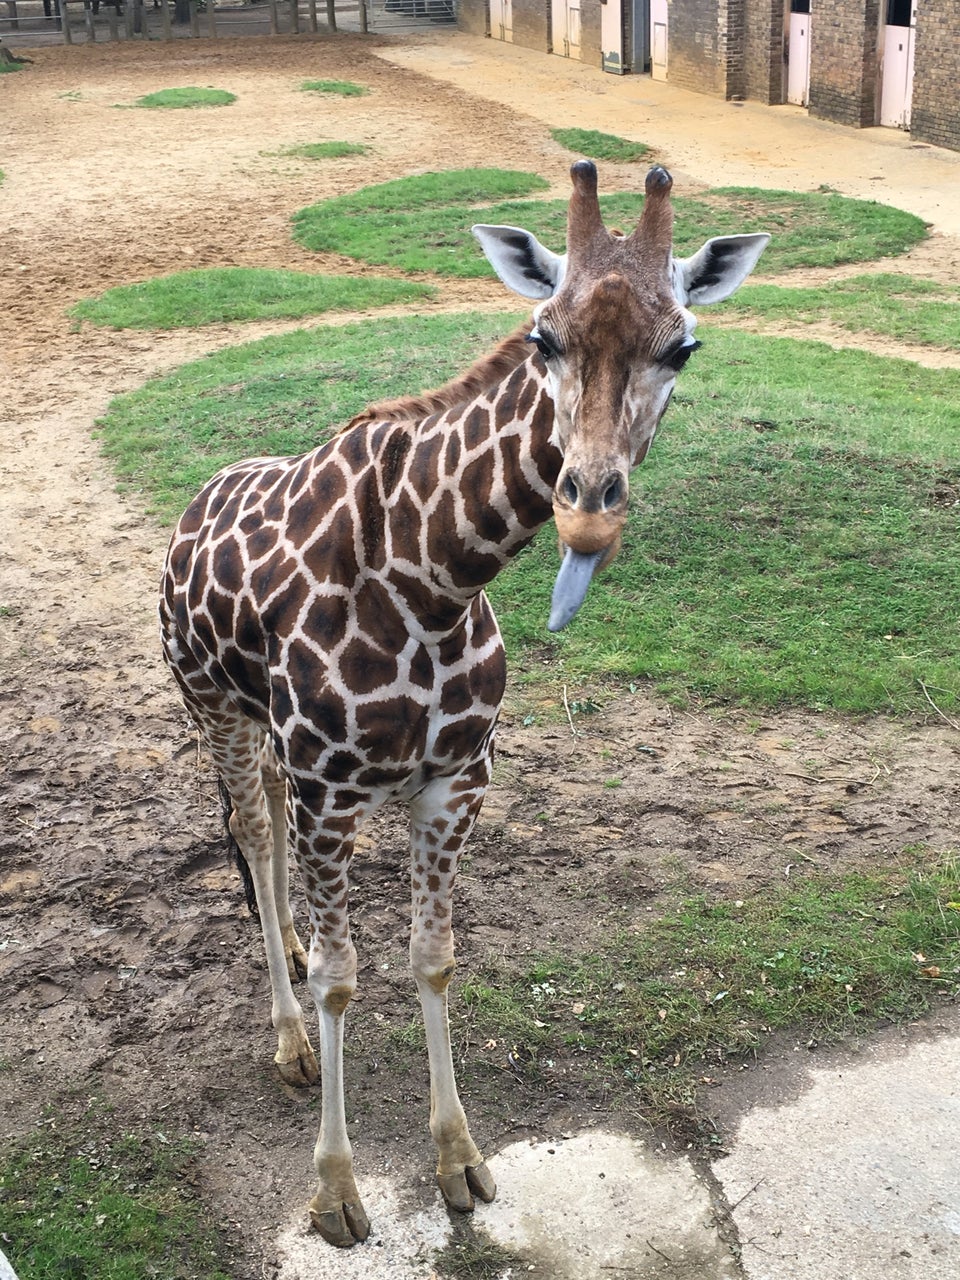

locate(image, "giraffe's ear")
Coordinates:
674 233 770 306
472 224 565 300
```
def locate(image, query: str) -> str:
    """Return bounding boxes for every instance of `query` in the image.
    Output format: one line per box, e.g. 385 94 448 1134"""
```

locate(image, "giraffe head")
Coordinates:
473 162 769 630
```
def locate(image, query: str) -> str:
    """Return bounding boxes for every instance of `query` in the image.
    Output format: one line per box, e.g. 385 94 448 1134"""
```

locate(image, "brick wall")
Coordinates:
456 0 552 50
910 5 960 150
808 0 880 128
743 0 784 103
665 0 726 94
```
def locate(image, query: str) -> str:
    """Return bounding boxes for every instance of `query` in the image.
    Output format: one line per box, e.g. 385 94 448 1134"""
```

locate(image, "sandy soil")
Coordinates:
2 30 959 1279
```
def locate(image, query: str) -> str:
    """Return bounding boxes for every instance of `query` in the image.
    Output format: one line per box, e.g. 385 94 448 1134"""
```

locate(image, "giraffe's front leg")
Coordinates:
298 815 371 1247
308 991 370 1247
409 773 497 1213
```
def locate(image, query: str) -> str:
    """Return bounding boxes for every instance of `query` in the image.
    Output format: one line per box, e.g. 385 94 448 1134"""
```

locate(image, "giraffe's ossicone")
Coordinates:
159 162 768 1248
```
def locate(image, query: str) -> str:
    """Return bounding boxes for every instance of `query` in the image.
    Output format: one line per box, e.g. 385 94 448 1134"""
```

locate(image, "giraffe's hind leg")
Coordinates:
168 658 319 1087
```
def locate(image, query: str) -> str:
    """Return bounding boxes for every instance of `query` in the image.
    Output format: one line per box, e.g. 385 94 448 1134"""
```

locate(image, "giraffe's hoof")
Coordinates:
286 943 309 983
437 1161 497 1213
275 1044 320 1087
309 1199 371 1248
467 1160 497 1203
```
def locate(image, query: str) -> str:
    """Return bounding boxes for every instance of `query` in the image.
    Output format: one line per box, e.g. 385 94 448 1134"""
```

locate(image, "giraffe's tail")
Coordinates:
217 777 260 918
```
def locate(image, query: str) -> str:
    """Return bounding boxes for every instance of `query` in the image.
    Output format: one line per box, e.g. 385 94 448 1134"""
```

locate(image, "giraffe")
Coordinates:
159 162 768 1248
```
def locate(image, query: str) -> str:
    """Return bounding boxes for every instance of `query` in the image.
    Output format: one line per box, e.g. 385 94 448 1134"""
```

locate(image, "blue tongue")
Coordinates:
548 548 604 632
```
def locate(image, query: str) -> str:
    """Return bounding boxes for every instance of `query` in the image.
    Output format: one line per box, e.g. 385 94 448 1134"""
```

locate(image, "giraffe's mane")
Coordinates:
343 321 534 432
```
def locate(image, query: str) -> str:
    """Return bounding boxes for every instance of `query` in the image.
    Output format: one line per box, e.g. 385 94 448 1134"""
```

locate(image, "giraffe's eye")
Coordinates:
526 329 558 361
663 339 702 372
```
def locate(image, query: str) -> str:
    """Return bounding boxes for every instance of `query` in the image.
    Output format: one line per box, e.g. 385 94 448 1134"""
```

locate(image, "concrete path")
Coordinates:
272 1021 960 1277
269 32 960 1280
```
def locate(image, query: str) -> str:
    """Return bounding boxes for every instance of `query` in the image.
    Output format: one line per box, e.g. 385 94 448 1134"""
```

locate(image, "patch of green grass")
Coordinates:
292 171 926 276
277 140 371 160
551 126 651 162
719 272 960 347
0 1115 233 1279
69 267 433 331
132 87 236 109
458 853 960 1115
95 314 960 715
300 78 368 96
0 61 23 75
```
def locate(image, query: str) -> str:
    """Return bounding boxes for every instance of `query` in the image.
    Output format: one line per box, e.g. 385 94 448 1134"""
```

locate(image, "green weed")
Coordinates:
70 267 432 330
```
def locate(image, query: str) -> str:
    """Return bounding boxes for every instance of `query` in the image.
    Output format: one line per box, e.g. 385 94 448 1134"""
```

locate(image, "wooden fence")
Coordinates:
0 0 451 44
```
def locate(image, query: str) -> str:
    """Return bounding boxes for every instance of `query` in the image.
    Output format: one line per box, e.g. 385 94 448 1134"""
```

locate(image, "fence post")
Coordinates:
106 0 118 38
358 0 367 33
324 0 335 29
268 0 277 32
189 0 199 35
62 0 72 43
307 0 316 31
83 0 95 41
207 0 216 36
160 0 171 38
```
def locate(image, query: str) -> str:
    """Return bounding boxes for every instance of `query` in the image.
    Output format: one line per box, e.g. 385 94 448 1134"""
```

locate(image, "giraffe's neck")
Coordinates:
345 352 561 632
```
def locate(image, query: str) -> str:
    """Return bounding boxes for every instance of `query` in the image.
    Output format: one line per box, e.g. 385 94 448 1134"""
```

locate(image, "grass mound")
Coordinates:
300 79 368 96
133 87 236 109
70 267 433 331
292 170 927 277
551 126 651 162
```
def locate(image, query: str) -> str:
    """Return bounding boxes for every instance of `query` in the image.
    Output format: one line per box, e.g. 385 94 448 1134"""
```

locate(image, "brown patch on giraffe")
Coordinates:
462 404 491 451
354 580 409 656
408 644 436 690
323 749 364 782
301 594 349 654
355 696 429 763
388 489 424 560
338 635 399 695
462 450 510 544
310 507 360 587
387 566 464 632
299 686 349 745
378 425 413 498
407 433 444 505
434 714 493 760
500 433 556 529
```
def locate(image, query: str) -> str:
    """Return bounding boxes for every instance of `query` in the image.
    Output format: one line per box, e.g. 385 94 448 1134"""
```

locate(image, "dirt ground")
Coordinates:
2 30 960 1279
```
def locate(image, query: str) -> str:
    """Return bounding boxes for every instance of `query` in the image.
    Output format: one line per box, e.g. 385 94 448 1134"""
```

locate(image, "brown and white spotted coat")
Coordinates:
159 162 767 1248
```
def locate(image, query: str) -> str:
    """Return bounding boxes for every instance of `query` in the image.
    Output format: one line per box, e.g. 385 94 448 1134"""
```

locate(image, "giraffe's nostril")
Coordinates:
561 473 580 506
602 475 625 510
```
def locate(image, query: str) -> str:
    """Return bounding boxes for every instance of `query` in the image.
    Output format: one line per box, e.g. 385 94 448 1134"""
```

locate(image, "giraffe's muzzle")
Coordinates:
548 500 627 632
